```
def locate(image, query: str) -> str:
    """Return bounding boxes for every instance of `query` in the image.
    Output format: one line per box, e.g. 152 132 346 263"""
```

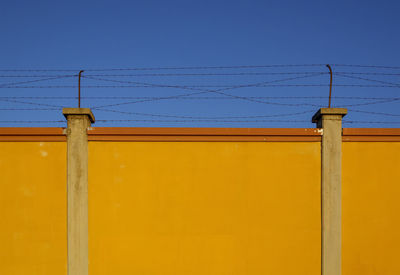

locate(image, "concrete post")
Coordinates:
63 108 95 275
312 108 347 275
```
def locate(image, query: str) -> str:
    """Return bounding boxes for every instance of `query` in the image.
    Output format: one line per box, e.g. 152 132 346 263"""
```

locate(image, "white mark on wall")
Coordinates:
19 186 33 197
13 232 24 240
40 150 48 157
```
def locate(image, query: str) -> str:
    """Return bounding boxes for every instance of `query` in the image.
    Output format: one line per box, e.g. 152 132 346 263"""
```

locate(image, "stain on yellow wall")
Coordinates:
89 142 321 275
0 142 67 275
343 142 400 275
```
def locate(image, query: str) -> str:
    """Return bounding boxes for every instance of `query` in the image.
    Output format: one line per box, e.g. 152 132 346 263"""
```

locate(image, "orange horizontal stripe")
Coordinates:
343 136 400 142
0 127 65 135
87 127 322 142
88 135 322 142
343 128 400 142
343 128 400 136
0 128 66 142
0 136 66 142
88 127 323 136
1 127 399 142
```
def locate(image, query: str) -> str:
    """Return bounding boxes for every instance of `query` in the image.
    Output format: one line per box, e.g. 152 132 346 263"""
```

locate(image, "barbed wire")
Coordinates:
2 84 400 89
1 96 397 112
343 120 400 124
348 109 400 117
336 72 400 76
84 72 328 77
93 119 400 124
0 64 399 127
337 98 400 107
90 73 326 109
0 98 65 108
94 119 312 123
0 74 77 78
1 98 398 119
83 73 325 87
0 71 399 79
1 119 399 125
335 73 400 87
0 120 65 123
0 69 77 72
81 71 400 77
0 68 399 89
1 96 399 100
0 75 76 88
0 96 77 99
0 108 59 111
94 108 315 120
332 64 400 69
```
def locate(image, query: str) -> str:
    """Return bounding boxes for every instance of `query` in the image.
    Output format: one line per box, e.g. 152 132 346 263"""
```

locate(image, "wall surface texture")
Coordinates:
0 141 67 275
0 128 399 275
88 141 321 275
342 142 400 275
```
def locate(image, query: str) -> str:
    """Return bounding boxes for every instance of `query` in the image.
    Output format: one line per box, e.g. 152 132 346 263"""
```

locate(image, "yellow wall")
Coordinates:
88 142 321 275
0 142 67 275
342 142 400 275
3 139 398 274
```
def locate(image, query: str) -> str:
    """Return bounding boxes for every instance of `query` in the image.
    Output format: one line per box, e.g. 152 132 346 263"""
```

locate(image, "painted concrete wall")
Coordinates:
88 142 321 275
342 142 400 275
1 138 400 275
0 142 67 275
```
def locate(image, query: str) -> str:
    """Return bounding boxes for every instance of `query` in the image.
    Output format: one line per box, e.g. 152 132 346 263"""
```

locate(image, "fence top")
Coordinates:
342 128 400 142
0 127 66 142
87 127 322 142
0 127 400 142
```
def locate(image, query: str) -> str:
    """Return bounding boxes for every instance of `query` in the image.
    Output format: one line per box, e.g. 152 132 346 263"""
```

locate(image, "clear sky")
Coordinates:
1 0 400 128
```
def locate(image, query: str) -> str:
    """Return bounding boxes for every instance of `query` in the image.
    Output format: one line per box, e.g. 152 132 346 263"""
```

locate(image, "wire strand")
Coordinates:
335 73 400 87
0 120 65 123
94 108 315 120
0 108 59 111
0 96 399 100
90 73 326 109
343 120 400 124
0 98 65 108
95 119 312 123
0 75 76 88
349 109 400 117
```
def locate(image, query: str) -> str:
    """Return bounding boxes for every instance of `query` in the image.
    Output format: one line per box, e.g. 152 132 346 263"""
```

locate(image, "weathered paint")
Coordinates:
88 141 321 275
342 142 400 275
0 142 67 275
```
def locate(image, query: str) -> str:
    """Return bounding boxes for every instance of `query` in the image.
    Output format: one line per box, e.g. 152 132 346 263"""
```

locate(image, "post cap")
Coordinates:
63 108 95 123
312 108 347 123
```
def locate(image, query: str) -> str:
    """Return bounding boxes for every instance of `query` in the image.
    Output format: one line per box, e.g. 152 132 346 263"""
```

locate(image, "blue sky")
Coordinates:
1 0 400 127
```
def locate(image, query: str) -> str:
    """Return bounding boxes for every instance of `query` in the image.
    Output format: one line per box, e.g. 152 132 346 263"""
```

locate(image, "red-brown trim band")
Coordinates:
1 127 399 142
87 127 322 142
343 128 400 142
0 128 66 142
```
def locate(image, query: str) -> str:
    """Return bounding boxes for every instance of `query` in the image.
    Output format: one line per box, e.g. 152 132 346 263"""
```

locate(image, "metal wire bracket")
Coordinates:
326 64 333 108
78 70 84 107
